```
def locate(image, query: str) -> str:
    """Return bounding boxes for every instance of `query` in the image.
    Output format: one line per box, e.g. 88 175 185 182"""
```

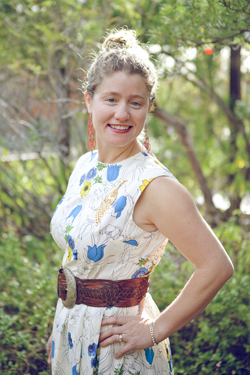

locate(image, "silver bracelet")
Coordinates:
149 320 158 346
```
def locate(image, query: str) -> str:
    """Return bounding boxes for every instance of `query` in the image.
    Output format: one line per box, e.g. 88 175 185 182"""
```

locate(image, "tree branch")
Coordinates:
178 29 249 47
153 104 220 222
187 74 250 161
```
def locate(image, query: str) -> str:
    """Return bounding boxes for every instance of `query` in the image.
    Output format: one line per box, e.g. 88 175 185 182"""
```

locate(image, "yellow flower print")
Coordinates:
148 261 155 273
139 178 154 192
165 343 170 360
66 246 72 261
80 180 91 198
152 157 164 169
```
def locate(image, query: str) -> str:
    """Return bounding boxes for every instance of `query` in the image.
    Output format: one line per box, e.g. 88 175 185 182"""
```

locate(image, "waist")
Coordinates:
57 267 149 309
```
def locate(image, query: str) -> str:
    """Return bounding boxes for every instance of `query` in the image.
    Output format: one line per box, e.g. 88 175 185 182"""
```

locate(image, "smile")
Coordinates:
109 125 131 130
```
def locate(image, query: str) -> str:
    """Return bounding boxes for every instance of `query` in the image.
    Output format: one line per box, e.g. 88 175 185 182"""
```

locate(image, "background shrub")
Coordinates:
150 222 250 375
0 230 60 374
1 219 249 374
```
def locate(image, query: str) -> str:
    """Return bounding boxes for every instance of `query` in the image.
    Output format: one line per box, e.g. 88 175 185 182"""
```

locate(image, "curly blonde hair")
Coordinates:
84 29 157 102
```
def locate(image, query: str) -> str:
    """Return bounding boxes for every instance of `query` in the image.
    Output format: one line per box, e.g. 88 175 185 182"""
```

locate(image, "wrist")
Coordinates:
149 319 158 346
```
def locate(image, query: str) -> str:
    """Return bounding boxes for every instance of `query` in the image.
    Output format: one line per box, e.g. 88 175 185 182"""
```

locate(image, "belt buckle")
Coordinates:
60 267 77 309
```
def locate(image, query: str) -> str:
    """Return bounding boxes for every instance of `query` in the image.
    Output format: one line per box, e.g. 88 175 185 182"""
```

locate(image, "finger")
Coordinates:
47 346 52 364
114 344 132 360
99 334 122 348
101 316 127 326
46 343 51 356
99 326 122 342
48 353 52 365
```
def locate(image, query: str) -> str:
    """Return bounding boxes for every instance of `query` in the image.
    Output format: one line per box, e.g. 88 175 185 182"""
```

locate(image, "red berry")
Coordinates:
205 47 213 55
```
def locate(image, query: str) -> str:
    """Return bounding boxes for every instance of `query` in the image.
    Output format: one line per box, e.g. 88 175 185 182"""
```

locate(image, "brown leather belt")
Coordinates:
57 267 149 309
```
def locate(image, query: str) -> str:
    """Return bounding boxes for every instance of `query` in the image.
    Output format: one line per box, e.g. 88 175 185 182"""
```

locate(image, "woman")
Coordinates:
47 29 233 375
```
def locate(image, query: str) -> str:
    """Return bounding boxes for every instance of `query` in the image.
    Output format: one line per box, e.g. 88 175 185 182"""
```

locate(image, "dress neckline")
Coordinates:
95 151 149 166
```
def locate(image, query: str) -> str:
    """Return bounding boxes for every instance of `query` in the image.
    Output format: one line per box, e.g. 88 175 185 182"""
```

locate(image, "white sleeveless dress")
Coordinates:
50 151 175 375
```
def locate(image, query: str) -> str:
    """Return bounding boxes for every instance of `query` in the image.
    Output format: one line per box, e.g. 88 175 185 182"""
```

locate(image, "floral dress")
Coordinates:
50 151 176 375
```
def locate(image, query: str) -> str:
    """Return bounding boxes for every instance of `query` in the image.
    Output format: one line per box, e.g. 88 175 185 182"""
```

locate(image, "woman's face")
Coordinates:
85 71 153 152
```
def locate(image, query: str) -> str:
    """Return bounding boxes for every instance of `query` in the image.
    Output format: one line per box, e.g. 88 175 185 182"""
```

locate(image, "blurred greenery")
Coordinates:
0 230 61 374
151 221 250 374
0 0 250 374
1 224 249 374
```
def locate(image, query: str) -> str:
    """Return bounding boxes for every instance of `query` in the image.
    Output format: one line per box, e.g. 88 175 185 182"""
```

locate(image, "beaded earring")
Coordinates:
143 123 151 153
87 115 96 154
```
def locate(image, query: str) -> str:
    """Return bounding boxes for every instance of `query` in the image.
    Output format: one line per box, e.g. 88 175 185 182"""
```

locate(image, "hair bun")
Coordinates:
102 29 139 51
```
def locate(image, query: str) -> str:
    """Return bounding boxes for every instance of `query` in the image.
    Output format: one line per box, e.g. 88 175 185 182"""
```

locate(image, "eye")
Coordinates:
107 98 116 103
131 101 141 107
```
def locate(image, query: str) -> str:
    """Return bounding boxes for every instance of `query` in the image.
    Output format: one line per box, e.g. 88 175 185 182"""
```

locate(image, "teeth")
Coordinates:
110 125 130 130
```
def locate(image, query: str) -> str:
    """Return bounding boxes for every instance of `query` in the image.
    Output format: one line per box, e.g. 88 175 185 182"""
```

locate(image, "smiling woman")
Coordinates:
47 29 233 375
85 71 153 160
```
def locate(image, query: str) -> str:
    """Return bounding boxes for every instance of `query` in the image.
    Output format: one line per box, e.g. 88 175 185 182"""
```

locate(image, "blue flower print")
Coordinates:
72 365 78 375
73 248 78 260
87 244 106 262
88 343 98 357
90 151 97 162
123 240 138 246
144 347 154 365
68 332 73 349
107 164 121 181
52 340 55 359
169 360 173 373
112 196 127 218
67 205 82 222
79 174 86 186
91 356 98 368
166 342 173 373
52 197 64 216
132 267 148 279
86 167 97 180
67 235 75 249
141 152 148 157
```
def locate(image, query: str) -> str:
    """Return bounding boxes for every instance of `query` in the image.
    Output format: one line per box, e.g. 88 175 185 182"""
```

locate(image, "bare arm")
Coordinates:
137 177 233 342
99 177 233 357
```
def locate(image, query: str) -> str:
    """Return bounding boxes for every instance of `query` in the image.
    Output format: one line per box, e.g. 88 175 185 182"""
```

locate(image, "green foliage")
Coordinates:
150 222 250 374
0 229 61 374
1 0 250 233
0 156 71 237
0 0 106 71
0 2 250 373
1 219 249 374
150 0 250 49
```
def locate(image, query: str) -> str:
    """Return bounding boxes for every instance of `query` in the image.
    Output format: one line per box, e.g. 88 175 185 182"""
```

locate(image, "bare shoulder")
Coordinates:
134 176 196 233
140 175 205 235
136 176 233 270
139 176 196 217
146 175 191 199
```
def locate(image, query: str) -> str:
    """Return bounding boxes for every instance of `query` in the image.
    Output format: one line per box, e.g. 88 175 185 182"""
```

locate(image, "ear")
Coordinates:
85 92 92 114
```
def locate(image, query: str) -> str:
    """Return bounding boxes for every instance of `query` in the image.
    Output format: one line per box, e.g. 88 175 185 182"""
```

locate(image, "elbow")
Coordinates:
227 260 234 279
212 254 234 286
221 258 234 284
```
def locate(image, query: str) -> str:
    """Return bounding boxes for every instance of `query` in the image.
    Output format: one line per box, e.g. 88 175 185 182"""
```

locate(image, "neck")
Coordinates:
97 140 142 164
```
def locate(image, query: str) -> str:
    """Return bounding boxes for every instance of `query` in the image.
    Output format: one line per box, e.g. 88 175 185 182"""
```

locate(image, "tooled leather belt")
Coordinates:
57 267 149 309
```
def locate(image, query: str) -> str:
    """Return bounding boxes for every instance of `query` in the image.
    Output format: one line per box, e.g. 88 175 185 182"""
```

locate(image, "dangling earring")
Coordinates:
87 114 96 154
143 123 151 153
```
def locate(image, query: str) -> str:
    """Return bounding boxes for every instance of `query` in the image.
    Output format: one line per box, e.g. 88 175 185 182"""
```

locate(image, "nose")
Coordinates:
114 103 130 122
